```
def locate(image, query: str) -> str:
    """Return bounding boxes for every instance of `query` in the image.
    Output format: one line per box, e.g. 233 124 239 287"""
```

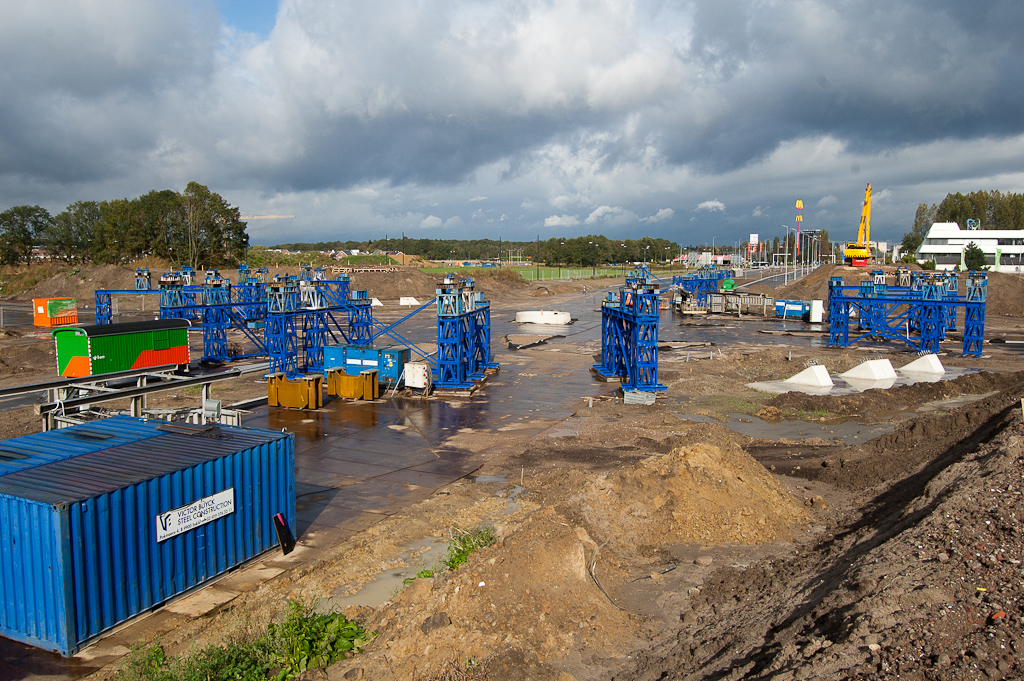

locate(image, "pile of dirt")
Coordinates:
615 382 1024 681
6 264 137 302
558 443 809 550
984 271 1024 316
330 443 809 680
355 513 639 679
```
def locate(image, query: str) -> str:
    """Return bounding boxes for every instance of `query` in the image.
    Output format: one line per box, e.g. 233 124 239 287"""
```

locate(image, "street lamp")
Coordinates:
780 224 795 284
644 244 650 265
621 243 626 277
589 241 595 277
558 241 564 280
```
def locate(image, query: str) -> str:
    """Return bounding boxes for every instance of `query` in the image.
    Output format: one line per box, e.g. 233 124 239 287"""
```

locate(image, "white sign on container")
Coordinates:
156 488 235 542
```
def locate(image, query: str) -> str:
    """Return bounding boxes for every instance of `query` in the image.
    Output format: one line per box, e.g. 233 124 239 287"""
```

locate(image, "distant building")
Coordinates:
916 222 1024 271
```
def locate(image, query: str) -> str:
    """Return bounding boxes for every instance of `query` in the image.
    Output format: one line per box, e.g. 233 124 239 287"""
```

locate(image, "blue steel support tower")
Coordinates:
266 277 301 377
434 274 475 390
963 272 987 357
200 275 231 362
593 277 666 391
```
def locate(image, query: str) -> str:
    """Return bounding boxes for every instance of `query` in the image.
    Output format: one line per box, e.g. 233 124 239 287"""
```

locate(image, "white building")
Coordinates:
916 222 1024 272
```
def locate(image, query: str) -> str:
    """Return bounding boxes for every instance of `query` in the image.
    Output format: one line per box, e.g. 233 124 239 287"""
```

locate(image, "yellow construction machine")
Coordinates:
843 183 872 267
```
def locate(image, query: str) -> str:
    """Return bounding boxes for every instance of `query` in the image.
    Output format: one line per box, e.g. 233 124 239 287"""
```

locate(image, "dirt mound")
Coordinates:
616 384 1024 681
348 269 440 301
984 271 1024 316
559 444 808 550
356 512 639 679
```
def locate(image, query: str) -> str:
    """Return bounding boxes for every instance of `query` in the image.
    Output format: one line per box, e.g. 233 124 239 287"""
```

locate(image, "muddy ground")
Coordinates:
2 263 1024 680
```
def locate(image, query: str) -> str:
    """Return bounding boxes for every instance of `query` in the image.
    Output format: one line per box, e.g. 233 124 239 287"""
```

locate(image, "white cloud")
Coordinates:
642 208 674 223
544 214 580 227
585 205 622 224
420 215 442 229
468 195 487 202
752 205 767 217
817 195 839 207
696 200 725 213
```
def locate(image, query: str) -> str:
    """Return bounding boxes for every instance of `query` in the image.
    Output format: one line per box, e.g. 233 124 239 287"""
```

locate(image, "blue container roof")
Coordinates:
0 416 289 505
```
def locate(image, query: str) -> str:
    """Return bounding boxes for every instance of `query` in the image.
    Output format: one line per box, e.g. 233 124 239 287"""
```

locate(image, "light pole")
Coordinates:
621 244 626 277
589 241 595 277
644 244 650 265
780 225 795 284
558 241 564 279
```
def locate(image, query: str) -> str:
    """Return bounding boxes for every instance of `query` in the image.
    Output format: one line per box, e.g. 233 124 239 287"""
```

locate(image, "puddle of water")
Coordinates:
468 474 509 483
676 412 893 444
322 536 448 610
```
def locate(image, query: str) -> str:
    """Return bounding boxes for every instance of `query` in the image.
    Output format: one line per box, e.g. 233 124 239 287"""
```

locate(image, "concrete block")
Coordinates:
371 297 383 307
783 365 833 388
899 354 944 375
844 376 897 392
839 359 897 381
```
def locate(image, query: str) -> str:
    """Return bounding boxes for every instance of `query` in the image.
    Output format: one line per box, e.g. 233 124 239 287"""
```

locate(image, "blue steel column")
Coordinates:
963 272 987 357
300 281 327 372
94 292 112 325
593 279 665 391
919 282 945 353
828 277 849 347
435 275 474 390
201 277 231 362
624 280 665 391
266 278 300 377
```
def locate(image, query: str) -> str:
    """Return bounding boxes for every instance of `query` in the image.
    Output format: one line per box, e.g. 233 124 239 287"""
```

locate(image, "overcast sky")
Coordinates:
3 1 1024 248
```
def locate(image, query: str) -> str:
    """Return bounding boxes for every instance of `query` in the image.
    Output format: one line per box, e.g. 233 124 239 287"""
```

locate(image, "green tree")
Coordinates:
963 241 987 270
48 201 100 262
0 205 52 264
900 202 937 256
173 182 248 268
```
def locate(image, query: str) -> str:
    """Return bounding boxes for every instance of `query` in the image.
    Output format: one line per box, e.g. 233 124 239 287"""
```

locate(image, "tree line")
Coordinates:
901 190 1024 255
0 182 248 269
275 232 833 266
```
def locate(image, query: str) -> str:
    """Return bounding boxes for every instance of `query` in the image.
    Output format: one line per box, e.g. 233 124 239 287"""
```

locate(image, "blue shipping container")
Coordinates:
775 299 811 320
323 345 411 382
0 416 294 656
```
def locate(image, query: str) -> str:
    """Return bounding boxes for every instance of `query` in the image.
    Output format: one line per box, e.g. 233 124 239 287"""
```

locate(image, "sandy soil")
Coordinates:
2 264 1024 680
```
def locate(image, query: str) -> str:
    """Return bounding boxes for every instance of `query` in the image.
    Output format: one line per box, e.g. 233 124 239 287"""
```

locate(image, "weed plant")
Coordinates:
401 527 496 587
444 527 496 571
114 601 372 681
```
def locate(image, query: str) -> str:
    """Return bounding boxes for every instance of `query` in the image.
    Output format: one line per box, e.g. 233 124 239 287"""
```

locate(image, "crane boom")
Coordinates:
843 183 872 266
239 213 295 220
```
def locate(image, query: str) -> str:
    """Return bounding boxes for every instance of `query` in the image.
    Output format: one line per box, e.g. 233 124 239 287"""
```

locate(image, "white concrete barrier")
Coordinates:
839 359 897 381
400 297 420 306
783 365 834 388
515 310 571 325
899 354 944 375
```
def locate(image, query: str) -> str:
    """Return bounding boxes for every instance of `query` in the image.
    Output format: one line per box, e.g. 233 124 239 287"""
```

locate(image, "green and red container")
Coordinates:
52 320 191 377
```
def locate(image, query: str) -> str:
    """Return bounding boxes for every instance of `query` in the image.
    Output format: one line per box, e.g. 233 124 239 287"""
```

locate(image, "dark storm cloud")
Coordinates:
4 0 1024 245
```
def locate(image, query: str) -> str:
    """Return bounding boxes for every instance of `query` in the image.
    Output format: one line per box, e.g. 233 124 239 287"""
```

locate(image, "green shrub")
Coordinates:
114 601 372 681
444 527 496 571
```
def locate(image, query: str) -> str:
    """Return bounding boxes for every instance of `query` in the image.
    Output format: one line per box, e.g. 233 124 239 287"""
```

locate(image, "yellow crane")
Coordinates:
843 183 872 267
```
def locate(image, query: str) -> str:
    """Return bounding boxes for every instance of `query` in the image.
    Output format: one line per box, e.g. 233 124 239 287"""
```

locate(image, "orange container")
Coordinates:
33 297 78 327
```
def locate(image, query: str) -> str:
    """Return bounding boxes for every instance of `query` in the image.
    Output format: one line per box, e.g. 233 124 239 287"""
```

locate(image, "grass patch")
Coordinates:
114 601 372 681
444 527 496 571
401 527 497 588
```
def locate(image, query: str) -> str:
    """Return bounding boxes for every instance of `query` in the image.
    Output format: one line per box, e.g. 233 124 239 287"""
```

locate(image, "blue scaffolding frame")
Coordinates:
828 271 987 357
593 275 666 391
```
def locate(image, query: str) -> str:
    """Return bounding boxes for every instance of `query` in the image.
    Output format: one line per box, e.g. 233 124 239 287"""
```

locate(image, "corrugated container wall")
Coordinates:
0 416 294 656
